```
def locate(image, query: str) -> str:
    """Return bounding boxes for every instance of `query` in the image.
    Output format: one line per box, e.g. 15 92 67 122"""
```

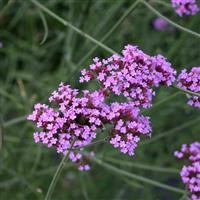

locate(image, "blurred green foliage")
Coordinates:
0 0 200 199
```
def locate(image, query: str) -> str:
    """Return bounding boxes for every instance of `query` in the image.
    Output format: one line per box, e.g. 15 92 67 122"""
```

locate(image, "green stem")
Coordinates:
120 176 143 189
141 116 200 145
141 0 200 38
3 115 27 128
142 91 181 114
105 157 179 173
44 140 75 200
79 174 90 200
173 85 200 97
92 156 185 194
77 0 140 65
150 0 171 8
38 9 48 45
31 0 117 54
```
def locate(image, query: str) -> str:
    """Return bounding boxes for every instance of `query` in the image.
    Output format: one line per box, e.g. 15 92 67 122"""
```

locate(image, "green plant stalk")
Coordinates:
173 85 200 97
79 173 90 200
151 0 171 8
120 176 143 189
141 116 200 145
105 157 179 173
38 9 48 45
142 91 181 114
141 0 200 38
30 1 200 100
78 0 141 66
44 140 75 200
92 156 185 194
3 115 27 128
31 0 117 54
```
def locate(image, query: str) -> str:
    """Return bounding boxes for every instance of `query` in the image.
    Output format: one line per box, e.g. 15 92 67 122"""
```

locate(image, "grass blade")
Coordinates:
38 9 49 45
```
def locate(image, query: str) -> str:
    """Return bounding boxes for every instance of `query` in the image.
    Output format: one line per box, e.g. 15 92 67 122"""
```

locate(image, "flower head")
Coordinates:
177 67 200 109
108 102 151 156
80 44 176 108
28 83 107 170
171 0 199 16
175 142 200 200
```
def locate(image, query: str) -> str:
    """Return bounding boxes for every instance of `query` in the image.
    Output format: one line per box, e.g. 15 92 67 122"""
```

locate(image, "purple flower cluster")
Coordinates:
177 67 200 108
171 0 199 16
153 17 169 31
108 103 151 156
28 44 177 170
80 45 176 108
28 82 151 169
28 83 106 170
175 142 200 200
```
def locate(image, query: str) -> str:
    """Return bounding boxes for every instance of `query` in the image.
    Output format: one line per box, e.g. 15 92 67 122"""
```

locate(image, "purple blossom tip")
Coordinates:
171 0 200 16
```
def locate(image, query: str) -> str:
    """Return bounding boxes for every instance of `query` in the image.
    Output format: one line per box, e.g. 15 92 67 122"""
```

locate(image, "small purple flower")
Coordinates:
171 0 200 16
153 17 169 30
177 67 200 109
175 142 200 200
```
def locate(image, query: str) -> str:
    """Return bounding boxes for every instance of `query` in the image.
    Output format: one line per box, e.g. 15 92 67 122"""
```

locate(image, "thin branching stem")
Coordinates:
78 0 140 65
92 156 185 194
31 0 117 54
105 157 179 173
142 91 181 114
141 116 200 145
150 0 171 8
3 115 27 128
141 0 200 38
173 85 200 97
44 140 75 200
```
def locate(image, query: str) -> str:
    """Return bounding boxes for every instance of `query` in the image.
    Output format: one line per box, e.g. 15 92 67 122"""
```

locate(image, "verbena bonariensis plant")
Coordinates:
171 0 200 16
175 142 200 200
28 44 176 170
177 67 200 109
27 84 152 170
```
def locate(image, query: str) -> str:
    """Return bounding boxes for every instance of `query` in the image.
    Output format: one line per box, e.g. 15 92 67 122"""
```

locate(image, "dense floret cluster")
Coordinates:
80 45 176 108
28 82 151 170
28 44 177 170
171 0 199 16
177 67 200 108
108 102 151 156
175 142 200 200
28 83 107 170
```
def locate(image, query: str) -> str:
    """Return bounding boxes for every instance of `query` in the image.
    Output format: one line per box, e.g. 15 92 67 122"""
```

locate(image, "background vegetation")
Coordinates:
0 0 199 199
